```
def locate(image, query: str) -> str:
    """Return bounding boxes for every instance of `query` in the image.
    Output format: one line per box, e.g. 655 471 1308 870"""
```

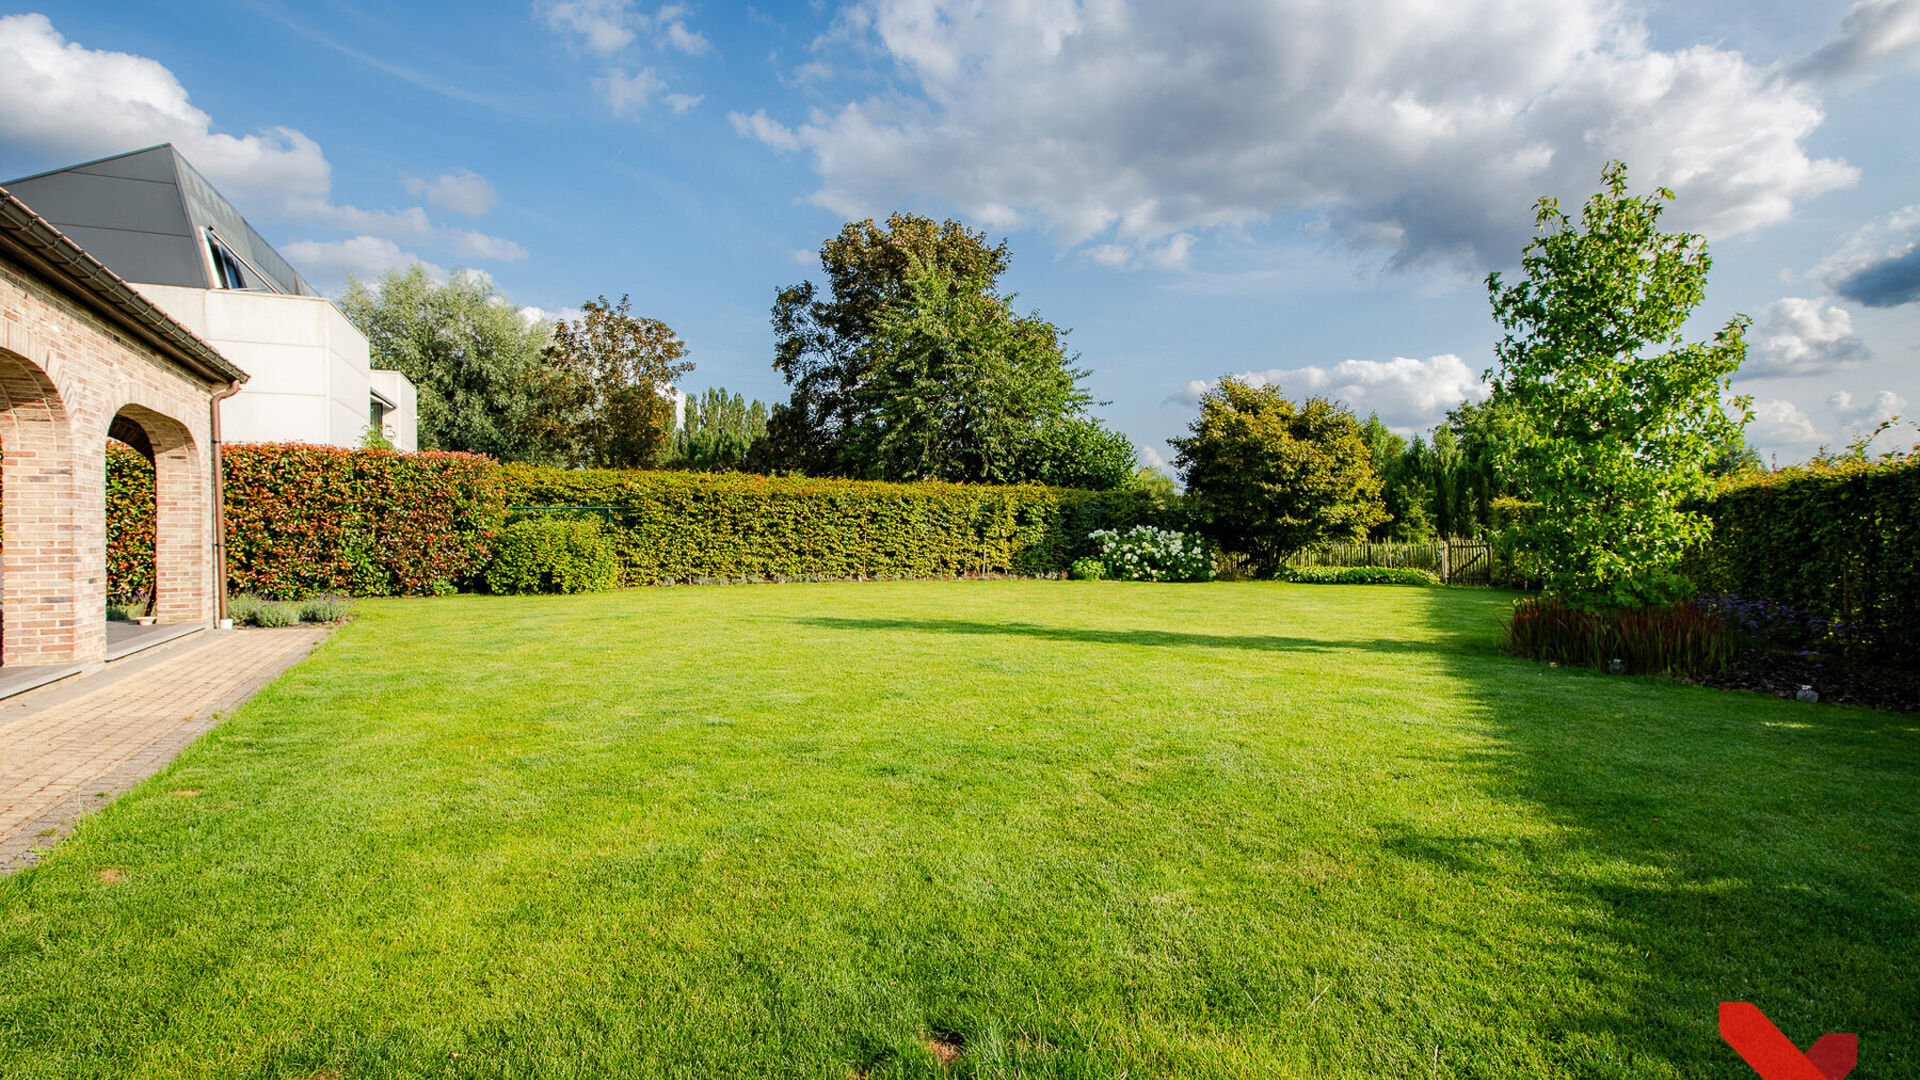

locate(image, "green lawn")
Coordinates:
2 582 1915 1078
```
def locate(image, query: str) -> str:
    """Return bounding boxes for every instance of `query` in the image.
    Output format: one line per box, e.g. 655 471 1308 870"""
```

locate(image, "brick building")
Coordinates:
0 185 246 672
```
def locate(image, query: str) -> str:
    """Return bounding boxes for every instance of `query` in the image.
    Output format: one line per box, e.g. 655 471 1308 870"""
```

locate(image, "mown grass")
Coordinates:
1 582 1914 1078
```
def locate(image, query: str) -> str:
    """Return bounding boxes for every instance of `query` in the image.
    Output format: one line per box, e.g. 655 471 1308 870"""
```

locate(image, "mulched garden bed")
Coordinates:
1702 650 1920 714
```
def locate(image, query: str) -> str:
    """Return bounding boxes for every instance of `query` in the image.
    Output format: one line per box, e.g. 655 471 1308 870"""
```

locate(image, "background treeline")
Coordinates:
342 213 1136 492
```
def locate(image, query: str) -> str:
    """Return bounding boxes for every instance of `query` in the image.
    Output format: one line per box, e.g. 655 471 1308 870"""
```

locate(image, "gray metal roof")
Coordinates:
0 184 249 386
5 144 320 297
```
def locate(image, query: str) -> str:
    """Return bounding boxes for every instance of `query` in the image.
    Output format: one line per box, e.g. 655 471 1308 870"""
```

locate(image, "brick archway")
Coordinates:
4 185 246 671
104 404 208 626
0 346 84 665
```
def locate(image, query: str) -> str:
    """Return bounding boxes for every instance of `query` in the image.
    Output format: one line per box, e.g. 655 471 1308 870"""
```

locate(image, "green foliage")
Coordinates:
665 387 769 472
1088 526 1215 582
221 444 505 597
1360 415 1435 541
1007 416 1136 490
531 295 692 469
1690 455 1919 660
1275 565 1442 586
1172 377 1387 574
768 213 1011 476
501 465 1163 583
340 266 553 460
298 595 354 623
1068 557 1108 581
1125 466 1180 514
1487 161 1751 609
105 440 155 599
485 518 620 595
248 599 303 629
1503 596 1733 678
766 214 1124 484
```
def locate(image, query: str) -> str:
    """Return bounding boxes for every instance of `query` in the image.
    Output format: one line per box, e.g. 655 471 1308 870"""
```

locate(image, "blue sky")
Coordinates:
2 0 1916 469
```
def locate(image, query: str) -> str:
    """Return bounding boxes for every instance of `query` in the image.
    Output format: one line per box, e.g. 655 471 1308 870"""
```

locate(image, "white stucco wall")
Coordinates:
369 369 418 452
131 284 417 451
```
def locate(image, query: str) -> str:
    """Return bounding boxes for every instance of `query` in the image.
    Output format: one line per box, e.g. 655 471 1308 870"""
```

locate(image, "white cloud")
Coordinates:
450 230 529 261
599 67 667 115
0 13 329 212
1829 389 1908 427
519 304 587 326
1792 0 1920 84
401 168 499 217
1743 297 1872 378
1815 204 1920 308
1138 444 1168 472
663 19 712 56
1176 355 1491 433
1748 398 1822 447
665 92 705 114
540 0 637 55
0 15 528 272
729 109 801 151
739 0 1856 269
280 237 446 292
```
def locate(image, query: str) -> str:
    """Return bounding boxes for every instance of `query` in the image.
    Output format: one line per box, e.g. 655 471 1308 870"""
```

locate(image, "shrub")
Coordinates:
248 599 302 628
1503 596 1733 679
501 466 1163 584
485 518 620 595
223 444 504 598
1088 526 1214 582
1068 557 1107 581
298 595 354 623
1276 566 1442 586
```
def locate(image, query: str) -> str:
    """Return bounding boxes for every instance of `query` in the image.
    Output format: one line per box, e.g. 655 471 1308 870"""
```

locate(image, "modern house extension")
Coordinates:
4 145 417 451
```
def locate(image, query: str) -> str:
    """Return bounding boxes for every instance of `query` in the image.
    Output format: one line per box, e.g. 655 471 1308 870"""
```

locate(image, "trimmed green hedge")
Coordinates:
486 518 619 595
1691 457 1918 658
500 465 1161 584
221 444 504 598
102 448 1159 597
1276 565 1442 586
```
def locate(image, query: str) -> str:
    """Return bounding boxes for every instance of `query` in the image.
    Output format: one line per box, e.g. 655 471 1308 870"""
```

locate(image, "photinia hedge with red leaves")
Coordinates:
107 443 505 598
221 444 505 597
106 440 156 600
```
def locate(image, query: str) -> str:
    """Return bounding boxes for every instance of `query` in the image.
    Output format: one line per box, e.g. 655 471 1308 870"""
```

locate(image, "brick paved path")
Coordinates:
0 627 329 871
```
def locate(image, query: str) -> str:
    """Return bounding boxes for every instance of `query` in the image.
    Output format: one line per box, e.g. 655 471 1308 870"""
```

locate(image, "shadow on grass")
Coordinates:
795 615 1437 656
1415 590 1920 1076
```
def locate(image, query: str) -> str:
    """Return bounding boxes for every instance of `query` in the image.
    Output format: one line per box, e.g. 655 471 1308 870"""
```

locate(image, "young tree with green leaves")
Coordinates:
1487 161 1751 608
340 266 553 460
1172 377 1387 574
533 295 693 469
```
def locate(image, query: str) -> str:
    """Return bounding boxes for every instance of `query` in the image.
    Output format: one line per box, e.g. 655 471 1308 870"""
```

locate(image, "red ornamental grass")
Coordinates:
1504 596 1734 679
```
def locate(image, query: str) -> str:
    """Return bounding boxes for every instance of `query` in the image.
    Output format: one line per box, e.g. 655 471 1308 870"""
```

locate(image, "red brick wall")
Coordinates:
1 256 220 666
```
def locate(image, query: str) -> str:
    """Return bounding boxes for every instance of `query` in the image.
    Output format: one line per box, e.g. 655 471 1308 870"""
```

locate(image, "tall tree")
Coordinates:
1360 414 1436 541
768 214 1130 486
1172 377 1387 574
340 266 552 459
665 387 770 472
535 296 693 469
769 214 1011 475
1487 161 1751 608
850 259 1098 482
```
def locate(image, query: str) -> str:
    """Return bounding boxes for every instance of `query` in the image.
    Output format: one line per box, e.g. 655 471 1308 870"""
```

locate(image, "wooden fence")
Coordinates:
1284 540 1493 585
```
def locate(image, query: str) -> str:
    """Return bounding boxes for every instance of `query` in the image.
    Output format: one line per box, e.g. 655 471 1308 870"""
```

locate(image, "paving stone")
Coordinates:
0 627 329 872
